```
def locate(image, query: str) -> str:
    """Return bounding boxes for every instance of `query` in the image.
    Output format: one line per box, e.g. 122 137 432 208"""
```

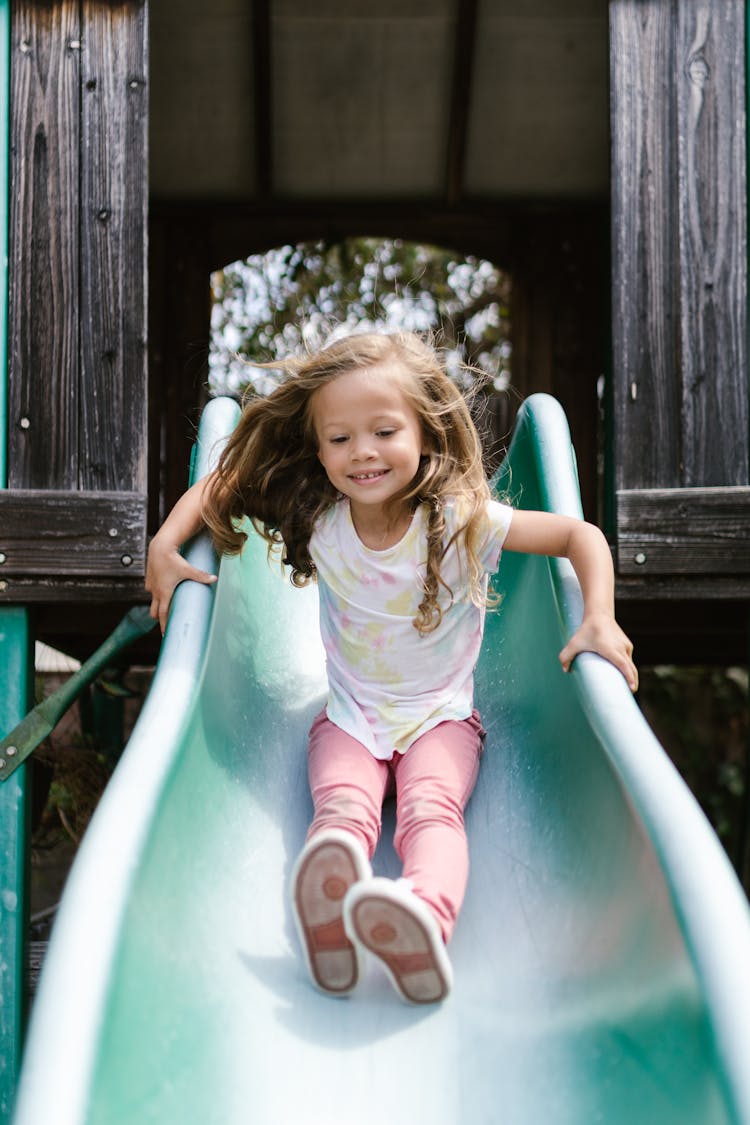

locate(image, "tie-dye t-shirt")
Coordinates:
309 497 514 760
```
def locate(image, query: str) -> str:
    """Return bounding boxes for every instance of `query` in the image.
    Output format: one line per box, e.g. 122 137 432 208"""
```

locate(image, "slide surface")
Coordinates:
13 394 750 1125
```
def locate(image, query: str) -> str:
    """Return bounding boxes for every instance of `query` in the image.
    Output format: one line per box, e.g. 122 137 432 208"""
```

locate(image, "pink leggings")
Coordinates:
306 709 485 942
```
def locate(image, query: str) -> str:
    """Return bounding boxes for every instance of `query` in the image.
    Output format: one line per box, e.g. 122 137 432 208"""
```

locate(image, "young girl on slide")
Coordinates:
146 331 637 1006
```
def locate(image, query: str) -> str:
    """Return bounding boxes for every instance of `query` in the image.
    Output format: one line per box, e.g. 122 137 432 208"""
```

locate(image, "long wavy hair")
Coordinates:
202 331 495 634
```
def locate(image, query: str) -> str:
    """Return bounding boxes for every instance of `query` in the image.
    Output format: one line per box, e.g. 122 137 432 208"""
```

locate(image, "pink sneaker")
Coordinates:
343 877 453 1004
290 830 371 996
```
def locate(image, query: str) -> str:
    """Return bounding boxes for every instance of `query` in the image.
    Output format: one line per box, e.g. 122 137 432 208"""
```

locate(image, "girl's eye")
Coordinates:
376 429 396 439
330 435 348 444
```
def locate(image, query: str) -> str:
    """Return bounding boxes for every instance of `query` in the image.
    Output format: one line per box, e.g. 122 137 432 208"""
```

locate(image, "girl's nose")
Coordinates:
351 436 376 460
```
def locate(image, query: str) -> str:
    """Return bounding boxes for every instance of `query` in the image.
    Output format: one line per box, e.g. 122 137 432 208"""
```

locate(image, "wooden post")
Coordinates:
2 0 148 603
610 0 750 589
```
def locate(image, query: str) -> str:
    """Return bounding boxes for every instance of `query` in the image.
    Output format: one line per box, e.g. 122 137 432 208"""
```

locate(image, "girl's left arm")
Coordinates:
502 510 638 692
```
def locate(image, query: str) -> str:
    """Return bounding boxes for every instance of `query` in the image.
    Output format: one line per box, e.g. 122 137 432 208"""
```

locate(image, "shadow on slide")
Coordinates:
12 395 750 1125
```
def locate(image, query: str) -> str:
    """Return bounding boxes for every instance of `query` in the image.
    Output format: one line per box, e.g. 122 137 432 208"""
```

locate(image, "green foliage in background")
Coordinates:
209 237 512 398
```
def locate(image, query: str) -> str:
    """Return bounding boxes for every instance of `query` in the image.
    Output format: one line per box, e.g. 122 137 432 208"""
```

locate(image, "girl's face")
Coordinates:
312 364 425 518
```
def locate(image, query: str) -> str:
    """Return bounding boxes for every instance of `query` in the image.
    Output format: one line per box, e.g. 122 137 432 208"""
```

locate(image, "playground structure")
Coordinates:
1 0 750 1120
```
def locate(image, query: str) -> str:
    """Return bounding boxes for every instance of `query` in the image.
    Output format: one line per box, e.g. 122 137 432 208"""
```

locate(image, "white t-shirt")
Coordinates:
309 497 514 760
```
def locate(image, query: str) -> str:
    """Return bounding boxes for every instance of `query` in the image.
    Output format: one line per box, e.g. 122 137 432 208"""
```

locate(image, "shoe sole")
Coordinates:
346 891 451 1004
292 837 364 995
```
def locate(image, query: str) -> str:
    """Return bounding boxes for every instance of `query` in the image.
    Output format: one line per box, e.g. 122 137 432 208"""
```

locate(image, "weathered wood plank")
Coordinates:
616 574 750 600
0 490 146 577
675 2 748 486
0 577 149 605
610 0 680 491
610 0 748 497
8 1 81 489
617 486 750 575
80 0 148 493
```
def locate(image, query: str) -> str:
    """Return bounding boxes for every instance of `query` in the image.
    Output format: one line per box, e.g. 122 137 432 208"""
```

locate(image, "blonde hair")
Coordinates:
203 331 494 634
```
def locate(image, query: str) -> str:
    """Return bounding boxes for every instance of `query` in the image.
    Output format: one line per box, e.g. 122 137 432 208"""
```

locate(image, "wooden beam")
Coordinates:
0 577 149 606
445 0 478 206
616 486 750 576
252 0 272 198
149 197 530 274
0 491 147 582
616 576 750 600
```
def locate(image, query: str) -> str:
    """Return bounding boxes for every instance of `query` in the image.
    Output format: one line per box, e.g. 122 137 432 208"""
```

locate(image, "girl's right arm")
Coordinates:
145 473 219 633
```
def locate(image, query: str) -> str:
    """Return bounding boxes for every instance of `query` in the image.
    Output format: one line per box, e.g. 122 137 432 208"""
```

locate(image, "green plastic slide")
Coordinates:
12 394 750 1124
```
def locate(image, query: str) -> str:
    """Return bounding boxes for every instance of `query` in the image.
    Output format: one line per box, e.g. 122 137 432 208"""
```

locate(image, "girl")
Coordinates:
146 331 637 1006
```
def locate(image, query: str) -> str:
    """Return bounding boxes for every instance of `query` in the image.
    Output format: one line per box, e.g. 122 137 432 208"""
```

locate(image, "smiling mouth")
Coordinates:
349 470 389 482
